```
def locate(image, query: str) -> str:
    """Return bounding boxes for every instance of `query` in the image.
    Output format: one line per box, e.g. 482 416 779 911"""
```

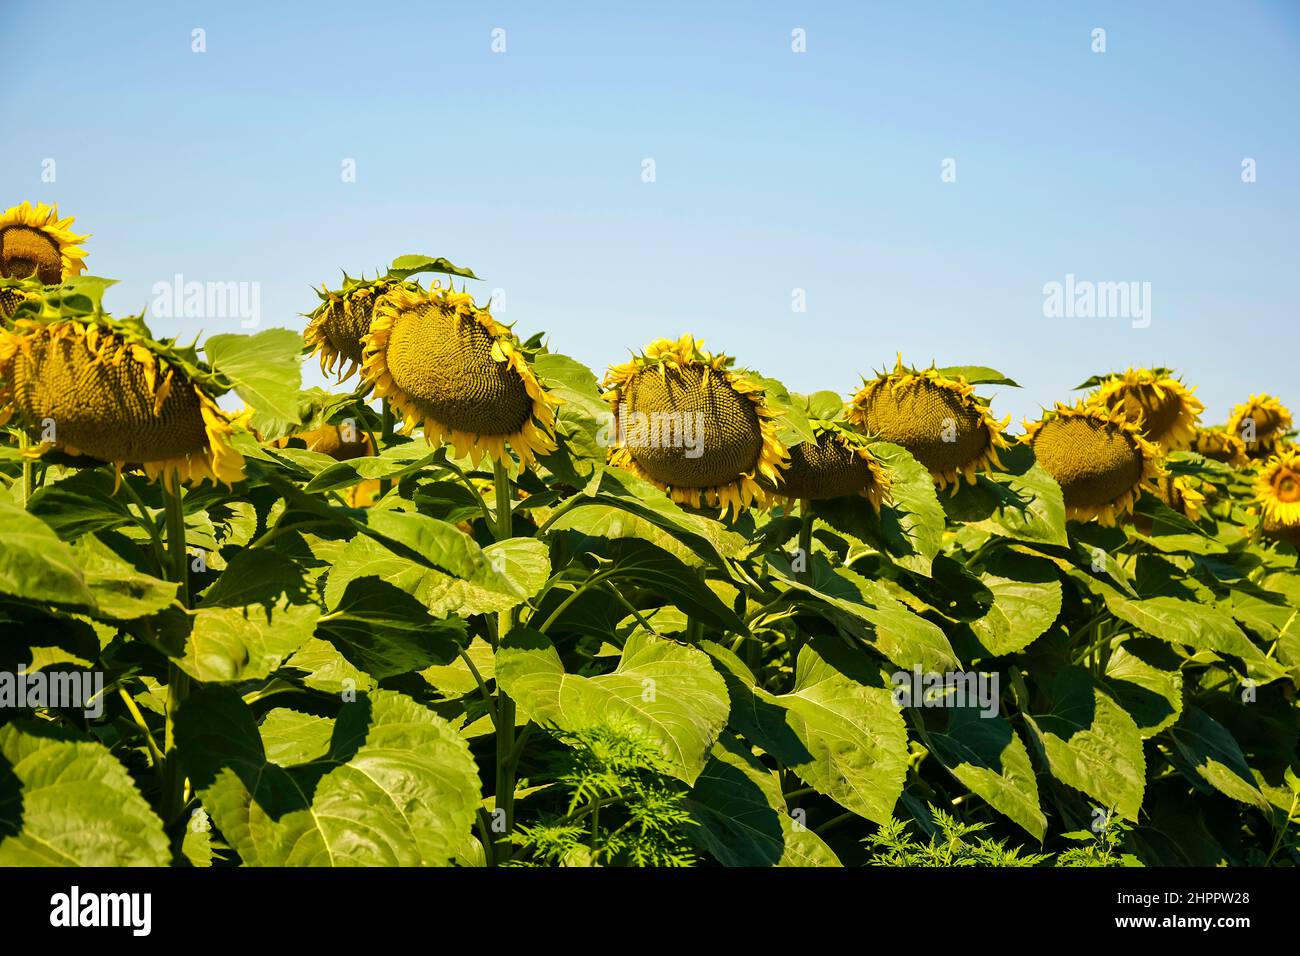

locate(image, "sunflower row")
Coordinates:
1 200 1295 545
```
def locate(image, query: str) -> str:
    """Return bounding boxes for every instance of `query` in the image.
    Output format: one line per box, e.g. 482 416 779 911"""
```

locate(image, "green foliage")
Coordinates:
1 275 1297 870
509 726 697 867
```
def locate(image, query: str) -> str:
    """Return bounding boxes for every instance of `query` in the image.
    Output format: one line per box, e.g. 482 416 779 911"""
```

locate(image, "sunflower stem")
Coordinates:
17 430 33 506
491 455 517 863
160 476 193 833
797 498 813 583
379 399 396 497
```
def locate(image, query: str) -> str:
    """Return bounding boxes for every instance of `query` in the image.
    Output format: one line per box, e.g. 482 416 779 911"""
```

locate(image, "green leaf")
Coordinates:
927 707 1046 840
550 467 747 568
1101 591 1287 683
387 253 479 282
941 445 1068 546
747 373 816 448
1103 643 1183 738
1167 707 1270 811
174 603 320 683
74 536 178 620
770 558 958 672
177 687 480 866
324 532 547 618
25 469 137 540
831 441 944 575
0 723 170 865
1022 667 1146 821
200 546 314 609
966 551 1063 656
496 629 730 785
316 578 466 679
0 499 96 610
711 637 908 824
204 328 304 440
594 538 743 634
933 366 1020 387
686 733 841 866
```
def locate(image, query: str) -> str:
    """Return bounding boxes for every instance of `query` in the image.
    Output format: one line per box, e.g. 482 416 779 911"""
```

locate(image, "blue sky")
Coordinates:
3 1 1297 427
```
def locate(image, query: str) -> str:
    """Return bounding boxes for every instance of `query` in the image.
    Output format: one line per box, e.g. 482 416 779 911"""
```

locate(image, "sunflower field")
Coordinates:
1 201 1298 869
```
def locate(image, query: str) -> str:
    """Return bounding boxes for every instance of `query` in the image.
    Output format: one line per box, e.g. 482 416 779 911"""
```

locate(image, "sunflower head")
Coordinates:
1255 449 1300 544
1022 402 1163 526
1154 473 1205 522
304 275 412 382
0 202 89 289
0 318 244 488
359 284 558 468
1193 427 1248 467
1227 394 1294 458
601 334 787 517
846 356 1010 490
274 422 374 461
772 420 890 511
1085 368 1203 451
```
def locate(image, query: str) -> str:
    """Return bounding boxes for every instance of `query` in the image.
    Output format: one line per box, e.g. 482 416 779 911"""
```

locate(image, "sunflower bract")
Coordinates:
1023 403 1161 526
0 319 244 487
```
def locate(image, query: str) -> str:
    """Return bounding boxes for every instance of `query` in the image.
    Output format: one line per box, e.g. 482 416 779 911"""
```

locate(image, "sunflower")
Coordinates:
1154 474 1205 522
274 422 374 460
1022 402 1162 526
304 275 412 383
1227 394 1293 458
1085 368 1203 451
0 319 245 487
1255 449 1300 545
0 203 90 317
602 334 787 516
1192 427 1248 467
359 284 558 467
772 420 890 511
846 356 1010 490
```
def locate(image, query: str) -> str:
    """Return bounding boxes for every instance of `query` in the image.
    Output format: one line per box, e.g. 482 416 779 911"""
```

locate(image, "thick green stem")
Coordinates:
161 476 192 827
797 498 813 582
379 399 396 497
17 431 34 506
491 456 517 863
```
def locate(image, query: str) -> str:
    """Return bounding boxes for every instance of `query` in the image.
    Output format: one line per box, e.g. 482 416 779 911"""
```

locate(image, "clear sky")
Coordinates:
3 1 1297 428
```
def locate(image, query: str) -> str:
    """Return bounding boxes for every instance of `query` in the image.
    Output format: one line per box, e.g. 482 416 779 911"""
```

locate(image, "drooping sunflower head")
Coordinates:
772 420 890 512
1227 394 1294 458
1193 427 1248 467
1255 449 1300 545
303 275 409 382
1022 402 1163 526
274 422 374 460
0 318 245 488
1154 473 1206 522
846 356 1010 489
359 284 558 468
601 334 788 517
1085 368 1203 451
